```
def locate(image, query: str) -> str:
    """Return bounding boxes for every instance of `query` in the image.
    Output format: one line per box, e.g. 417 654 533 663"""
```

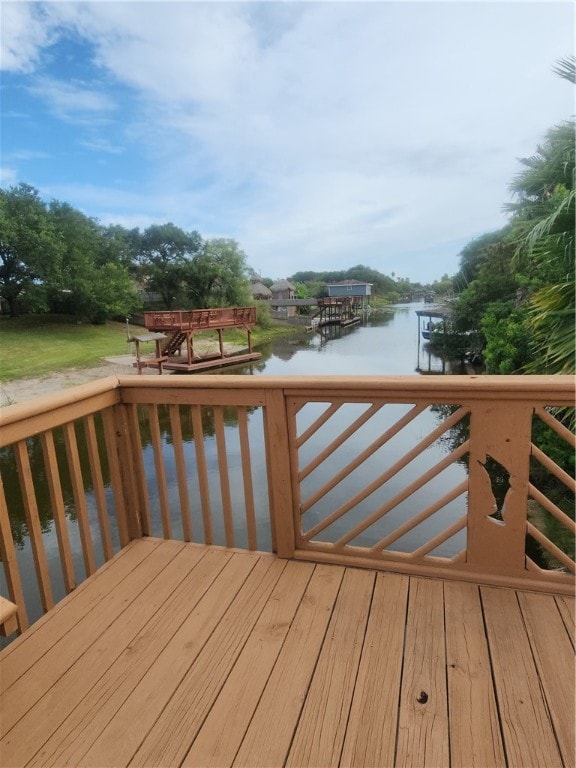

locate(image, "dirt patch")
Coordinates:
0 341 246 407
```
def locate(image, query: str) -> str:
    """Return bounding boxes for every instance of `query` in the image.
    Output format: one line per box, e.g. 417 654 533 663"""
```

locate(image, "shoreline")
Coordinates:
0 341 247 407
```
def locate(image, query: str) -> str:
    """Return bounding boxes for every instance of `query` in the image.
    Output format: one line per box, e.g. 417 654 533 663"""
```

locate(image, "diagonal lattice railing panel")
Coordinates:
526 407 575 573
289 398 471 562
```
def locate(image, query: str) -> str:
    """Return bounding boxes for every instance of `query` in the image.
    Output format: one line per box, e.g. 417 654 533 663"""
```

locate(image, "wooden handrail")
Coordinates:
0 374 574 635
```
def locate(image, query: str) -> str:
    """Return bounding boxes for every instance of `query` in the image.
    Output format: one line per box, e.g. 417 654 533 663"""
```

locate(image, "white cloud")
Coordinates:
28 77 116 121
0 167 19 187
78 137 123 154
0 3 57 72
3 1 574 280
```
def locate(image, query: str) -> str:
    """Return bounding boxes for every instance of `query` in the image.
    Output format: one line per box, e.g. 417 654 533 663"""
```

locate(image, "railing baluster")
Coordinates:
40 431 76 592
238 406 257 550
83 414 114 560
102 408 130 547
214 406 234 548
63 422 96 577
147 404 171 539
0 474 29 632
331 442 469 548
169 404 193 542
125 403 151 536
409 516 467 559
369 480 468 553
299 403 429 511
534 406 576 447
191 404 213 544
14 440 54 611
527 523 576 573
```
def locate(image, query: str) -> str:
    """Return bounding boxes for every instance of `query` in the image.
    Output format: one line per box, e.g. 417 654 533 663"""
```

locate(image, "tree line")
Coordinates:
0 187 253 322
447 57 574 376
0 183 422 323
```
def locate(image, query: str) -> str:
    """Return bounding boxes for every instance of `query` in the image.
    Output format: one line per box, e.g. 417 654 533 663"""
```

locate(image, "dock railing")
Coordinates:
143 306 257 331
0 374 574 636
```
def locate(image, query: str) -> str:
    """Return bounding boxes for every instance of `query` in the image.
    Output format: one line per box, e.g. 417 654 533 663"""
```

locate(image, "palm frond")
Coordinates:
553 55 576 84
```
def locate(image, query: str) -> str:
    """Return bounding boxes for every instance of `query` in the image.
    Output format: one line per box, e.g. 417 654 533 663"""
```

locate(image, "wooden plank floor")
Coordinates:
1 538 574 767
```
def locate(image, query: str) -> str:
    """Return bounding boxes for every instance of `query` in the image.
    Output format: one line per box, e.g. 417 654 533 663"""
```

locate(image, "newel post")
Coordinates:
264 389 295 558
466 400 533 577
109 402 149 541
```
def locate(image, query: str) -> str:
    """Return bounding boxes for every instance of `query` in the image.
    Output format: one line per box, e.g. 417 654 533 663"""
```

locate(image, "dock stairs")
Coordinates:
162 331 187 356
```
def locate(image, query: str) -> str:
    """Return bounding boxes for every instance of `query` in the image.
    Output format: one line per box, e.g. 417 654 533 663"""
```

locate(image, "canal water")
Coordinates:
1 303 468 633
223 302 457 377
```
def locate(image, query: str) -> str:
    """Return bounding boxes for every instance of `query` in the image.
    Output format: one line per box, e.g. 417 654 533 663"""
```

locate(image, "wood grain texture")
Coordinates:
1 541 573 768
396 577 449 768
518 591 575 765
340 572 409 768
233 563 345 767
127 556 286 768
444 580 505 767
26 547 233 768
481 586 563 767
286 567 375 767
182 560 314 767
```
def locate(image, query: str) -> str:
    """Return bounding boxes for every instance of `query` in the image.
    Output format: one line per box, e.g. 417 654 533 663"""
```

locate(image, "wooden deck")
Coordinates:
1 539 573 768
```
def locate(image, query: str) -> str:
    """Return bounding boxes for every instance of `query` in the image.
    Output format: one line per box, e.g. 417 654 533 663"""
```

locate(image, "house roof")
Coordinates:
326 279 373 286
250 281 272 298
270 279 295 291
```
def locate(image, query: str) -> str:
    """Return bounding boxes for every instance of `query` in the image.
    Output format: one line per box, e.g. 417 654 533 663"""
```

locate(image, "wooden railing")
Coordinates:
0 375 574 636
143 306 257 332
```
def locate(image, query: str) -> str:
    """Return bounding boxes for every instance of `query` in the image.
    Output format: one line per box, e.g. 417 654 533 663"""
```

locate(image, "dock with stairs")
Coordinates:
134 306 261 373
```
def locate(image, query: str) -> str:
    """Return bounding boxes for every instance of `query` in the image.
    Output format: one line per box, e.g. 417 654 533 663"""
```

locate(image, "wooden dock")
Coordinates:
1 538 573 768
136 307 262 373
314 296 363 328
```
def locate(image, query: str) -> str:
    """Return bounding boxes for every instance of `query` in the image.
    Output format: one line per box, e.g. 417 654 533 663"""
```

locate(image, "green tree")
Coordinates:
481 303 532 373
452 229 510 293
452 234 519 333
138 223 202 309
508 112 575 373
47 202 139 323
187 238 251 308
0 183 61 316
98 224 141 270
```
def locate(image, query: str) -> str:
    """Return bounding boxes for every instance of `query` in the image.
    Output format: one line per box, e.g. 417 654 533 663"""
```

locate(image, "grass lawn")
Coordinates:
0 315 132 381
0 315 301 381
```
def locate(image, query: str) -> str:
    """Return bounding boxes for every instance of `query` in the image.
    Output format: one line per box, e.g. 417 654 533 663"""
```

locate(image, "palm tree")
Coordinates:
507 57 575 374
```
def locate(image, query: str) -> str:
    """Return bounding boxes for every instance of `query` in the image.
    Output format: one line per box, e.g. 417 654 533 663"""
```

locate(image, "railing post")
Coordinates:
110 402 147 540
264 389 295 558
467 401 533 576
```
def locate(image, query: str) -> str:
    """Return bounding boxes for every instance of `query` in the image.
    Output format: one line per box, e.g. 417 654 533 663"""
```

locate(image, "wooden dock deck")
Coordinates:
134 307 261 372
1 538 573 768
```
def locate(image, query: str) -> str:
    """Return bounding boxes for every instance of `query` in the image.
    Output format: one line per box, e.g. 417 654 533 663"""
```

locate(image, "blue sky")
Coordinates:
1 1 574 283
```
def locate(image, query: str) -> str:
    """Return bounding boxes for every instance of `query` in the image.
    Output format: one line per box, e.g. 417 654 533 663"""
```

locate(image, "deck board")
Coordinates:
481 586 564 768
1 539 574 768
444 580 505 768
396 577 449 768
340 572 409 768
286 567 375 767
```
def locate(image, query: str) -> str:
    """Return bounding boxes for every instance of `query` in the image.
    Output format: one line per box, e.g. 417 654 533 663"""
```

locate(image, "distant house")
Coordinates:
325 280 372 298
270 279 297 318
249 275 272 301
269 279 296 300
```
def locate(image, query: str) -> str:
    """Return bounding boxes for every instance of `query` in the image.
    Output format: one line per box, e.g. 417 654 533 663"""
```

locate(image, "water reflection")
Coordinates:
218 303 455 377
